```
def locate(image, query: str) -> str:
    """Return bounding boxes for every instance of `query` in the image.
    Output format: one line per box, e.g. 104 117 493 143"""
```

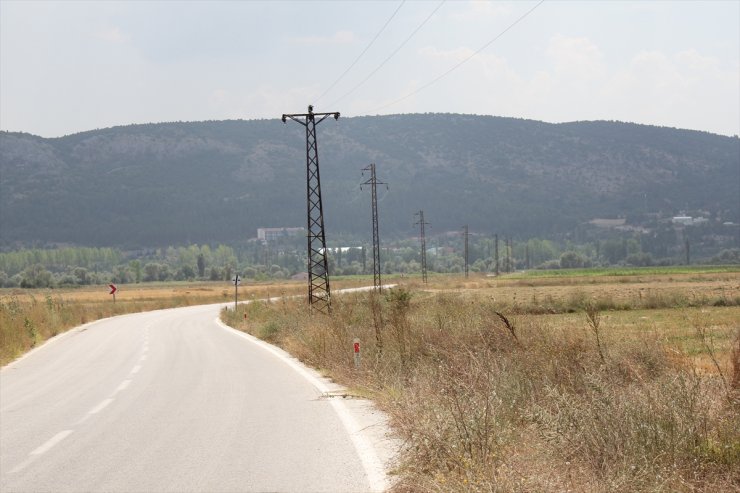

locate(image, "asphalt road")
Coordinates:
0 303 394 492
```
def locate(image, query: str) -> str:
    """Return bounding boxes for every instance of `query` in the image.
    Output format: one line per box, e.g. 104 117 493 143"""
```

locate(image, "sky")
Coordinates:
1 0 738 138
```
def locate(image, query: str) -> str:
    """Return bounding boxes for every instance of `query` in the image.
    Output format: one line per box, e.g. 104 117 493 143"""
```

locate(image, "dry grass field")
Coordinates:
224 270 740 492
3 269 738 491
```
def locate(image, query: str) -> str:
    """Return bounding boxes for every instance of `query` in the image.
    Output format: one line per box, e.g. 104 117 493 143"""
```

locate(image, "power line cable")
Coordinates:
314 0 406 105
327 0 446 107
370 0 545 113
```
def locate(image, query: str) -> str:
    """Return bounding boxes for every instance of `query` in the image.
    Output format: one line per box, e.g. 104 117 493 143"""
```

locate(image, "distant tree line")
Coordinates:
1 229 738 289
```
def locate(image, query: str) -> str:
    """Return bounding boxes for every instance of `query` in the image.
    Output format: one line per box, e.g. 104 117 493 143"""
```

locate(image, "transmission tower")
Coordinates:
462 225 469 278
281 105 339 313
361 163 387 292
494 234 499 276
414 211 429 283
506 237 512 273
508 238 513 273
685 237 690 265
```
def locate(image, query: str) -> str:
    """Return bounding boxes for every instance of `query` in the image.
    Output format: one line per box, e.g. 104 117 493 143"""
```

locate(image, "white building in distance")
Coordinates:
257 227 305 242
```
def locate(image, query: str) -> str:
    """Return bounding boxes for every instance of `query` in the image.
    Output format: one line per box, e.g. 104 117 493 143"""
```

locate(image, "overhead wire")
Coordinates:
313 0 406 106
327 0 446 108
370 0 546 113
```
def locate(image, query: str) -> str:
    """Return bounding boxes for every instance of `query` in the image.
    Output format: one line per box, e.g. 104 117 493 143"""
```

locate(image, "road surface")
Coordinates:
0 303 395 492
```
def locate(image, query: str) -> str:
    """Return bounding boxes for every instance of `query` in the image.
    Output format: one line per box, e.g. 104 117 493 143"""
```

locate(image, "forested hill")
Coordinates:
1 114 738 248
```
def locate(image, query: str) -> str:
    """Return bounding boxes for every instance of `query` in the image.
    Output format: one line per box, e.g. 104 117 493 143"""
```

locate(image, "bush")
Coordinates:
560 251 588 269
538 259 561 270
712 248 740 265
19 264 53 288
626 252 654 267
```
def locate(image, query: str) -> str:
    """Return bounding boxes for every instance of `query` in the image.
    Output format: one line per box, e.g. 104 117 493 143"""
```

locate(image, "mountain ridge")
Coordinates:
1 114 738 248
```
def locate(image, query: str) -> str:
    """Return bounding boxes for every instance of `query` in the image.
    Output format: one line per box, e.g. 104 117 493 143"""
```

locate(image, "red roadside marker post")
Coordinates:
353 338 361 370
109 284 117 303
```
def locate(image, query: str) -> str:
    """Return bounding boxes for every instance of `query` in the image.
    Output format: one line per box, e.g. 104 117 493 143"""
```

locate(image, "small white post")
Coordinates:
353 338 361 369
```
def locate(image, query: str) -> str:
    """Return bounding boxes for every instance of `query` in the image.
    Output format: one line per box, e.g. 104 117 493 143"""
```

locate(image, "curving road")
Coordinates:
0 303 394 492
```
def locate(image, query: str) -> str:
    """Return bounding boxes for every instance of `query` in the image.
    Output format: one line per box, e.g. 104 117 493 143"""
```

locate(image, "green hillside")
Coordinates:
1 114 738 247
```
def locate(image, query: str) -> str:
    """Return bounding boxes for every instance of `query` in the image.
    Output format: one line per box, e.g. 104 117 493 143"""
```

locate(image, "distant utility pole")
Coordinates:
685 237 690 265
494 234 499 276
506 238 512 273
264 241 271 271
281 105 339 313
462 225 469 278
361 163 387 292
414 210 429 283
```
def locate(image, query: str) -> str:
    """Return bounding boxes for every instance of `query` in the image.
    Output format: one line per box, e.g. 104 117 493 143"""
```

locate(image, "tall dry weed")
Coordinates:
731 328 740 401
2 289 229 366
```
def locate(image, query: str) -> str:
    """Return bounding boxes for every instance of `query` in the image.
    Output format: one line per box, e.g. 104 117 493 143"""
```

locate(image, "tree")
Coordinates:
560 251 587 269
176 265 195 281
143 263 161 282
525 238 559 266
129 260 142 283
20 264 53 288
626 252 653 267
73 267 89 285
112 266 132 284
197 254 206 278
602 239 627 264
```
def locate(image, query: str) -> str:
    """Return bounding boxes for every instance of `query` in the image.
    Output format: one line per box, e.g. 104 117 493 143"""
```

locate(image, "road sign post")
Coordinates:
232 275 241 311
353 338 361 370
109 284 117 303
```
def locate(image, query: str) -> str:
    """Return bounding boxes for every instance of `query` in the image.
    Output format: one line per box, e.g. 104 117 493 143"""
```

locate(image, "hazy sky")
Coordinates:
1 0 738 137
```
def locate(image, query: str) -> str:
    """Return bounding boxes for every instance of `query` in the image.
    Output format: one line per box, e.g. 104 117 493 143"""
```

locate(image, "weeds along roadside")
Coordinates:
222 285 740 492
0 281 314 366
0 292 205 366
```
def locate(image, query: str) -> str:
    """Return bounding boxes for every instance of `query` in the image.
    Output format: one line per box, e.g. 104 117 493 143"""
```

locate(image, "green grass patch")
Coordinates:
509 265 740 279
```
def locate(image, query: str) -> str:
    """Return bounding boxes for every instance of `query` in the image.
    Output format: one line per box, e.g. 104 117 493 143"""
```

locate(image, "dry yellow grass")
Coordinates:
414 271 740 308
223 271 740 492
2 280 302 304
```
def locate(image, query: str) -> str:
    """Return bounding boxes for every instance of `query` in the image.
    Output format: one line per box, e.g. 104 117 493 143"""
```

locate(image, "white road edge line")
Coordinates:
1 309 174 372
130 364 141 374
1 317 113 372
116 379 132 392
215 317 388 493
30 429 73 456
89 398 114 414
8 456 38 474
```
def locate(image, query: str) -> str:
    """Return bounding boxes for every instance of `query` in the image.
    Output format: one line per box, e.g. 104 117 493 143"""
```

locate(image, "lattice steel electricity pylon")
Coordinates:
282 105 339 313
414 210 429 283
494 233 500 276
361 163 387 292
462 224 469 278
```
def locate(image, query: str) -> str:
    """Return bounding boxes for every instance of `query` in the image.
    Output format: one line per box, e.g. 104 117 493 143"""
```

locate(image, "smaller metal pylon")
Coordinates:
361 163 387 292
